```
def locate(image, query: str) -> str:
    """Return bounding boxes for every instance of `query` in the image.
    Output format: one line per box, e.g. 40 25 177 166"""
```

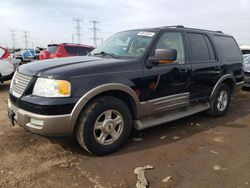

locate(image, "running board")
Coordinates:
134 102 210 131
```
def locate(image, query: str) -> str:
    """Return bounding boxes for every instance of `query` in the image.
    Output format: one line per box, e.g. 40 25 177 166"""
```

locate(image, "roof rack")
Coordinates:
163 25 185 28
162 25 224 34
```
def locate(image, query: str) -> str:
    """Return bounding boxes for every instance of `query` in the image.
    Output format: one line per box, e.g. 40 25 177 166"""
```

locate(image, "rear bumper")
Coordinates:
8 99 73 136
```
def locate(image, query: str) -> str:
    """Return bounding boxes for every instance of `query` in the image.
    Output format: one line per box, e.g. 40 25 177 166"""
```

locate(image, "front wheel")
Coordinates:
206 83 231 117
76 96 132 155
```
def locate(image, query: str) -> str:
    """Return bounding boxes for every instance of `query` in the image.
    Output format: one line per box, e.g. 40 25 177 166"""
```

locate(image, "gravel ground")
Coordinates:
1 81 250 188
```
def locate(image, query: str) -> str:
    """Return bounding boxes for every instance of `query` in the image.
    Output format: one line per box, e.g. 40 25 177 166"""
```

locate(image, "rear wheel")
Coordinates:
207 83 231 117
76 96 132 155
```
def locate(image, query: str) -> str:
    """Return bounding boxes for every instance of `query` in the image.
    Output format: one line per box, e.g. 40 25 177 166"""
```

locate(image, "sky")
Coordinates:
0 0 250 49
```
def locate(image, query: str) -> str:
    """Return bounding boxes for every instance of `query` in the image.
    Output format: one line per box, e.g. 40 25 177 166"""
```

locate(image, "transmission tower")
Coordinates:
90 20 100 47
22 31 29 49
73 18 83 44
9 30 16 49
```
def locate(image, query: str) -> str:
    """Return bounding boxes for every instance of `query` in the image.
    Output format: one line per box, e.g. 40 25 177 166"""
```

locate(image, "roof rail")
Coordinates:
163 25 185 28
162 25 224 34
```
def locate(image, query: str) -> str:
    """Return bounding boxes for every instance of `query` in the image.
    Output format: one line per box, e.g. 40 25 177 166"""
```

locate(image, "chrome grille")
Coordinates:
11 71 32 98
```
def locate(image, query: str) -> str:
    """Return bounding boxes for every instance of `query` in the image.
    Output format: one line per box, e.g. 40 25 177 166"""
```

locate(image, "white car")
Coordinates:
0 60 15 83
0 47 20 83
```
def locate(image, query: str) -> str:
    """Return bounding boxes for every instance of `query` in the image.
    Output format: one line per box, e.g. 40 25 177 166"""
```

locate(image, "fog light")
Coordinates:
30 118 44 126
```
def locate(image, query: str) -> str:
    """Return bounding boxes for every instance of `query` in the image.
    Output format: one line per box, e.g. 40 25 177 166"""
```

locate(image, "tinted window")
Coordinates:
65 46 90 56
156 32 185 62
215 36 242 61
47 46 58 54
188 33 213 61
204 36 216 60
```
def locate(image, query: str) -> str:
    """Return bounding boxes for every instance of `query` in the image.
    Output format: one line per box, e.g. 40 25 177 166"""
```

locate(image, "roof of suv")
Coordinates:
48 43 94 48
127 25 231 37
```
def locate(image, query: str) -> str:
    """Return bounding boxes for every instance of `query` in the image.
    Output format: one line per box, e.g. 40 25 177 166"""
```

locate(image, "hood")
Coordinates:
18 56 136 79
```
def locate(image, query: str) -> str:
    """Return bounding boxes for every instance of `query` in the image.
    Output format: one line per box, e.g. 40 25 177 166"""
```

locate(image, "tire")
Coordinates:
76 96 132 155
206 83 231 117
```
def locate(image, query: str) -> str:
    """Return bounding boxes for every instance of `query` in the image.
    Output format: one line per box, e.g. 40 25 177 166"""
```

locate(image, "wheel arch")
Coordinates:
70 83 141 130
210 74 236 100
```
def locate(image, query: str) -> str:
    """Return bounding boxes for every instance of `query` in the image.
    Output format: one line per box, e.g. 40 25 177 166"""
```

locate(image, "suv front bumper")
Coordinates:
8 99 73 136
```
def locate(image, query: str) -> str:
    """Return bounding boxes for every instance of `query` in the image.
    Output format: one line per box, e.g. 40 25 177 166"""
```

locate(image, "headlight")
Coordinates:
33 78 71 97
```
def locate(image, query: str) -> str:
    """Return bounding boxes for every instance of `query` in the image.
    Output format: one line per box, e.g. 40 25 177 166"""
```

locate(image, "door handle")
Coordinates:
179 68 188 73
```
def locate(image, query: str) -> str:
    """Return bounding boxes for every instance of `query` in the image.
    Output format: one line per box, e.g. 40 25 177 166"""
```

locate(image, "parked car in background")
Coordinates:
0 60 15 83
243 54 250 60
39 43 94 60
8 26 244 155
0 46 10 60
243 56 250 87
240 45 250 55
14 49 39 63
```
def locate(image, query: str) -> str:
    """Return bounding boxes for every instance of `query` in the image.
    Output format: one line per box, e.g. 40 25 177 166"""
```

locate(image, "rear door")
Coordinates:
186 32 221 101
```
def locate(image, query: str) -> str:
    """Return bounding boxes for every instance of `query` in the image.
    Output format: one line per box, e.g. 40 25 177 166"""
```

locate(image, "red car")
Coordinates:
0 46 10 60
39 43 94 60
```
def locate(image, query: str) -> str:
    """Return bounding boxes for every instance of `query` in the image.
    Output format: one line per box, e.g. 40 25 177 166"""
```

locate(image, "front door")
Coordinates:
142 31 191 112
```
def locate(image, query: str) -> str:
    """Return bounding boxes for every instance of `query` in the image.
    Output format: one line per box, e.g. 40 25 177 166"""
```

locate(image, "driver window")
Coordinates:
156 32 185 62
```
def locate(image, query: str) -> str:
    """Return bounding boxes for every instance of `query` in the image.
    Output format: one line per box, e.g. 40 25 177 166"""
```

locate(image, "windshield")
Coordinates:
91 30 156 58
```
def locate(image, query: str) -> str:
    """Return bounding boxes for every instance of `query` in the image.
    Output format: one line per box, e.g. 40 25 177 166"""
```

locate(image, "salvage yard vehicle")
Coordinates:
0 46 10 60
7 26 244 155
243 56 250 87
14 49 39 63
39 43 94 60
0 60 15 83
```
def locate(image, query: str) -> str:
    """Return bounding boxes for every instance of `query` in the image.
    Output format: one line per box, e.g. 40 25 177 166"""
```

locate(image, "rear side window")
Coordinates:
64 46 90 56
187 33 215 61
215 36 242 61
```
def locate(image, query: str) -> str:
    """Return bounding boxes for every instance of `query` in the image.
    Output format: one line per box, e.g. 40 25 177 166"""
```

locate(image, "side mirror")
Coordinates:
150 48 177 65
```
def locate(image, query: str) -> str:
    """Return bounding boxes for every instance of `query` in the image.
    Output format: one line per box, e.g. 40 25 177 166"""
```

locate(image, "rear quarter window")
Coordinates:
215 36 242 61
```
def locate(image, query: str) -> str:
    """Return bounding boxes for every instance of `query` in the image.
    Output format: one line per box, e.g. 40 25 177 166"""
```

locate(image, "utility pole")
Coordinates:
90 20 100 47
72 34 74 43
9 30 16 49
22 31 29 49
73 18 82 44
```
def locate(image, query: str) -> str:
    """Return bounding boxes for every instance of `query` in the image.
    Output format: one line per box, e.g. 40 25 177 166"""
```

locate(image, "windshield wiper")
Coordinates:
93 51 119 59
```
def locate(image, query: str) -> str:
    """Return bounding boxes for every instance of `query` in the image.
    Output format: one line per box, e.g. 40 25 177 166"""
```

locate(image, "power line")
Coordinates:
90 20 100 47
73 18 83 44
9 30 16 49
22 31 29 49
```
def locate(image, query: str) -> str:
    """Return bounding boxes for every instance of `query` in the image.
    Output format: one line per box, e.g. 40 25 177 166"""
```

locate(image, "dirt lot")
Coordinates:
1 81 250 188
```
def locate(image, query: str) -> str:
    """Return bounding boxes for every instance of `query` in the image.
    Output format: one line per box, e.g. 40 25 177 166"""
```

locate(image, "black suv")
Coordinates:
8 26 244 155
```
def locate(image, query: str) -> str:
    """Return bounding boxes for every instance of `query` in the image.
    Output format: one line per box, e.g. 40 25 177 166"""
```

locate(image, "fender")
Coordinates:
210 74 235 100
69 83 141 129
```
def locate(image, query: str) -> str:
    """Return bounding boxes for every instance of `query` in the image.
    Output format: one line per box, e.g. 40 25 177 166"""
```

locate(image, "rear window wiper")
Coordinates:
93 51 119 59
